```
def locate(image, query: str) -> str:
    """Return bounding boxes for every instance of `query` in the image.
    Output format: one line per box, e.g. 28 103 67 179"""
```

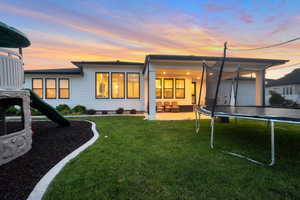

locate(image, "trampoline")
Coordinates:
194 42 296 166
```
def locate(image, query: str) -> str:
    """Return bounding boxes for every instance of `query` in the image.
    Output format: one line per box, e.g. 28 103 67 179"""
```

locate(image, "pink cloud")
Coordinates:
203 3 233 12
239 12 254 24
268 20 291 35
265 16 277 23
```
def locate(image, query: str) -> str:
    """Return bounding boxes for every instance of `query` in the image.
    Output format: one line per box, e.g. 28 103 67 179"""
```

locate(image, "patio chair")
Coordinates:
164 101 172 112
156 101 164 112
171 101 180 112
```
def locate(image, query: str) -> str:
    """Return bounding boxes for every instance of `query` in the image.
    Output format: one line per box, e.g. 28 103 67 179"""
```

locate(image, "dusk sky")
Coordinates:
1 0 300 79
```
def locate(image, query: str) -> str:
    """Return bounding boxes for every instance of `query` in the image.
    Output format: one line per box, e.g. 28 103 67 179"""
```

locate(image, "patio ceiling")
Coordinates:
156 68 203 79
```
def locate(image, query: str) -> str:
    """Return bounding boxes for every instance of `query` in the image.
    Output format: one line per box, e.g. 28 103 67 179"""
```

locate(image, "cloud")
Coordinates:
239 11 254 24
203 3 233 12
2 1 299 74
265 16 277 23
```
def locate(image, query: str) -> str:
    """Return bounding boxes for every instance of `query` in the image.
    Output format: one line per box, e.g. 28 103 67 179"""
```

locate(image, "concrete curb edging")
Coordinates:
27 120 100 200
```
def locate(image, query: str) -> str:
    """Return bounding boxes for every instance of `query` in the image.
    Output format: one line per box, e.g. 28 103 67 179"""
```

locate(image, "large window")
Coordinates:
175 79 185 99
59 78 70 99
45 78 57 99
111 72 125 99
32 78 43 98
164 78 173 99
156 79 162 99
127 73 140 99
96 72 109 98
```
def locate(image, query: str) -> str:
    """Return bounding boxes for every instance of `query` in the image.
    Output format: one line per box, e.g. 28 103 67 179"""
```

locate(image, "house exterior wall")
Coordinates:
221 79 256 106
24 64 145 111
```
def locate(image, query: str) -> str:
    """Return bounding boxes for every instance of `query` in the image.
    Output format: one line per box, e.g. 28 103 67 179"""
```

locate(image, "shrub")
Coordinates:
269 91 285 106
5 106 18 116
56 104 71 112
30 108 41 116
72 105 86 114
85 109 96 115
101 110 108 115
116 108 124 114
130 109 137 114
56 104 72 115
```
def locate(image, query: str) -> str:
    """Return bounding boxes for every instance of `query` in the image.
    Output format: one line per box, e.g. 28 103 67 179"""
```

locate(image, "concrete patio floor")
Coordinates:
155 112 210 120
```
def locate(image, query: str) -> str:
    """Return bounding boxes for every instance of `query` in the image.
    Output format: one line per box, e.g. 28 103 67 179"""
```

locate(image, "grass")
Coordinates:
43 117 300 200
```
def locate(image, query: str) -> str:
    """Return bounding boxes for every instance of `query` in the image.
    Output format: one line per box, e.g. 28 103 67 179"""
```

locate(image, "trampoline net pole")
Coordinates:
197 62 206 106
234 67 240 107
211 42 228 117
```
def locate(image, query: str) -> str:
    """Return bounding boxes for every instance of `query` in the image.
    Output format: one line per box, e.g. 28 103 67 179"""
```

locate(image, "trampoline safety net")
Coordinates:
199 45 266 117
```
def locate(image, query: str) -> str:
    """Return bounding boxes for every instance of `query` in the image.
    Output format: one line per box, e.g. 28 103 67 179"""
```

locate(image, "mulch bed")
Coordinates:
0 120 94 200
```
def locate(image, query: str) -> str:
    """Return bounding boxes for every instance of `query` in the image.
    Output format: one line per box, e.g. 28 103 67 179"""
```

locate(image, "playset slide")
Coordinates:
26 89 70 127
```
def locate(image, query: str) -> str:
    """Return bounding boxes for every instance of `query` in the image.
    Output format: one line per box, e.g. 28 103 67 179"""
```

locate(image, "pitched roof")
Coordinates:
267 68 300 87
24 68 82 75
72 60 144 67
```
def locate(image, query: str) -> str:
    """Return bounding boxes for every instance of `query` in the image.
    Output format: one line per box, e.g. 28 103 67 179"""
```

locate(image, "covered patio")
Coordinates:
143 55 272 120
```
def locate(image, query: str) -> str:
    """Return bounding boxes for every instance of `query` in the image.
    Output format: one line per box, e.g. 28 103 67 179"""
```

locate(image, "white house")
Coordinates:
266 68 300 104
24 55 288 120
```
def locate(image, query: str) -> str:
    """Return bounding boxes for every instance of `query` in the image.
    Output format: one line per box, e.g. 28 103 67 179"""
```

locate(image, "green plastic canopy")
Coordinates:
0 21 31 48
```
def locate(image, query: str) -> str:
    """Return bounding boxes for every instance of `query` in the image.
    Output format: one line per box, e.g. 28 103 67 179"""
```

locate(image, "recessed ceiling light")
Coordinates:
186 72 190 75
163 72 166 74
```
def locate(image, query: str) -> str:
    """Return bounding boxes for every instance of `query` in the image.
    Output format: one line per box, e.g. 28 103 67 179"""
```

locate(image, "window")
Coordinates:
175 79 185 99
96 72 109 98
45 78 57 99
59 78 70 99
111 72 125 98
283 88 285 95
290 87 293 95
164 78 173 99
32 78 43 98
156 79 162 99
127 73 140 99
0 98 24 136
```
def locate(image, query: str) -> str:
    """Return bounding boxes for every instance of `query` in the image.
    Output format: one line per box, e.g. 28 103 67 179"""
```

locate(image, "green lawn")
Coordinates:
44 117 300 200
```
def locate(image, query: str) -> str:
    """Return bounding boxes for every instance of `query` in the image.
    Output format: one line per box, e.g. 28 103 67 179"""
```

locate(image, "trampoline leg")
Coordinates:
210 117 276 166
195 111 201 134
210 117 215 149
269 121 275 166
195 111 200 133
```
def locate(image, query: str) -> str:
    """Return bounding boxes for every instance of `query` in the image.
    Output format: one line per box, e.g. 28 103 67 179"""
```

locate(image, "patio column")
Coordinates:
255 70 265 106
148 70 156 120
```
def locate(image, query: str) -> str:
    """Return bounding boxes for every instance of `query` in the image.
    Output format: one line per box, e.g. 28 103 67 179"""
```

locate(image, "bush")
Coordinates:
55 104 72 115
269 91 285 106
85 109 96 115
269 91 298 108
130 109 137 114
5 106 18 116
56 104 71 112
30 108 41 116
72 105 86 114
116 108 124 114
101 110 108 115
